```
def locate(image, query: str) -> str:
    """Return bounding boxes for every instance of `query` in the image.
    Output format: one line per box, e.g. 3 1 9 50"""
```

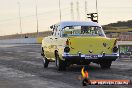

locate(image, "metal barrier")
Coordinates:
117 41 132 59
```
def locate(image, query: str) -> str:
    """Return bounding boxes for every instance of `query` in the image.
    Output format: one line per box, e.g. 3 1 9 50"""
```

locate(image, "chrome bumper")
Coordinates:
62 53 119 59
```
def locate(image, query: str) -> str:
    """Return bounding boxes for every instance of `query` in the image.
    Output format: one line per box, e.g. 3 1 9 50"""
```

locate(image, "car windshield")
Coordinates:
62 26 105 37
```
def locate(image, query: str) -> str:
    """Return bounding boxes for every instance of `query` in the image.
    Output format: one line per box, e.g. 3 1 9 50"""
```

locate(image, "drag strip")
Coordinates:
0 44 131 88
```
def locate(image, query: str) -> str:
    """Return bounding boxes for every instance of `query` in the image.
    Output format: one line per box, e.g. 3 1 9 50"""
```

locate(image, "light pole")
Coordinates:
96 0 99 22
35 0 39 36
70 1 74 20
18 2 22 38
85 0 88 21
59 0 62 22
76 1 80 21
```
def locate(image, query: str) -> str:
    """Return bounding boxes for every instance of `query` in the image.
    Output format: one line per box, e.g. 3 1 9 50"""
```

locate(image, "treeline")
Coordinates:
105 20 132 27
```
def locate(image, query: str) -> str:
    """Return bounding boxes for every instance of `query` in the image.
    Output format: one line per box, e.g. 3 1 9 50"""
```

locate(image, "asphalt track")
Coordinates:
0 44 131 88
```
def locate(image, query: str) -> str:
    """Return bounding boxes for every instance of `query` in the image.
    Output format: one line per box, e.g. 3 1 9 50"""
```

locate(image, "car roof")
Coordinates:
57 21 101 29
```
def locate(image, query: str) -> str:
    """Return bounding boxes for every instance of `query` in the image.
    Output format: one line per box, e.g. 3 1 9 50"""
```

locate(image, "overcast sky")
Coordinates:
0 0 132 36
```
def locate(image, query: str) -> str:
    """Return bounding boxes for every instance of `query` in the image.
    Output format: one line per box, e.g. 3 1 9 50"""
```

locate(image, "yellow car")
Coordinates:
41 21 119 71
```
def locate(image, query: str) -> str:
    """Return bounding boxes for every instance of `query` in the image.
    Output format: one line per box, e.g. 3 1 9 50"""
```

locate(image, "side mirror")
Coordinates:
50 25 53 29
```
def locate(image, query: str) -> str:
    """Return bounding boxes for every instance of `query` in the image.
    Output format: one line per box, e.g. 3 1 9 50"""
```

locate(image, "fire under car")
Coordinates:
41 21 119 71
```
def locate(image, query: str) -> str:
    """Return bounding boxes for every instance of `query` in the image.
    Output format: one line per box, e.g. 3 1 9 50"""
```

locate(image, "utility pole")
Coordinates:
85 0 88 21
96 0 99 22
18 2 22 38
59 0 62 22
76 1 80 20
35 0 39 36
70 1 74 20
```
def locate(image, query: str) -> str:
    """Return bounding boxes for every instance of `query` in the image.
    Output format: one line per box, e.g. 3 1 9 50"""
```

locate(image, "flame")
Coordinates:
81 67 89 78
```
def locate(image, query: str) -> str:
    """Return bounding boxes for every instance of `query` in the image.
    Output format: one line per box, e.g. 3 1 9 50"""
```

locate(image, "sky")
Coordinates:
0 0 132 36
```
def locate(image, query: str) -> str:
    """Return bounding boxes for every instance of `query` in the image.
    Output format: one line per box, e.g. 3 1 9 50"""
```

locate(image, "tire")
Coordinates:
42 56 49 68
41 50 49 68
100 60 112 69
55 53 66 71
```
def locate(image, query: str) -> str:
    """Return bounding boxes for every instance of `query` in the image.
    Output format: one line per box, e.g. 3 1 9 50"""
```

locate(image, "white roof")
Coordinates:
57 21 101 29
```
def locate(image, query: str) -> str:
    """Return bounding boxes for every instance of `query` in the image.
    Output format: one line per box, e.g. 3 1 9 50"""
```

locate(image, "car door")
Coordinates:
48 26 58 59
44 36 53 59
43 27 56 59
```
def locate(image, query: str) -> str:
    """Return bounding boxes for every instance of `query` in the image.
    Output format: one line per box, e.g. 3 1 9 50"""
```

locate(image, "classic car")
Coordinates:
41 21 119 71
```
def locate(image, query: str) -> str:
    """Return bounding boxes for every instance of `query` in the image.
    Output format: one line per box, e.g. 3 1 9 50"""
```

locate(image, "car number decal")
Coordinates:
85 55 98 59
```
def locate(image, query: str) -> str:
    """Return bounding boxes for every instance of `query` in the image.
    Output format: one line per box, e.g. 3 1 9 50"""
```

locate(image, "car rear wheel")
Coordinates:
100 60 112 69
42 56 49 68
55 54 66 71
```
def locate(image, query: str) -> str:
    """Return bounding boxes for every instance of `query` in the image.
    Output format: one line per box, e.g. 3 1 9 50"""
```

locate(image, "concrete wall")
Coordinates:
0 31 52 40
0 38 43 44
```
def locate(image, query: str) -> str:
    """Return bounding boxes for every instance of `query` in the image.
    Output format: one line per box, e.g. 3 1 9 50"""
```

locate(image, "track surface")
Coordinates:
0 44 131 88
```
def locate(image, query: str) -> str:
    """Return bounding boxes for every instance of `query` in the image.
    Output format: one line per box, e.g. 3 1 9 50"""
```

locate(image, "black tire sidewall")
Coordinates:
43 56 49 68
42 51 49 68
55 55 59 68
100 60 112 69
55 54 66 71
